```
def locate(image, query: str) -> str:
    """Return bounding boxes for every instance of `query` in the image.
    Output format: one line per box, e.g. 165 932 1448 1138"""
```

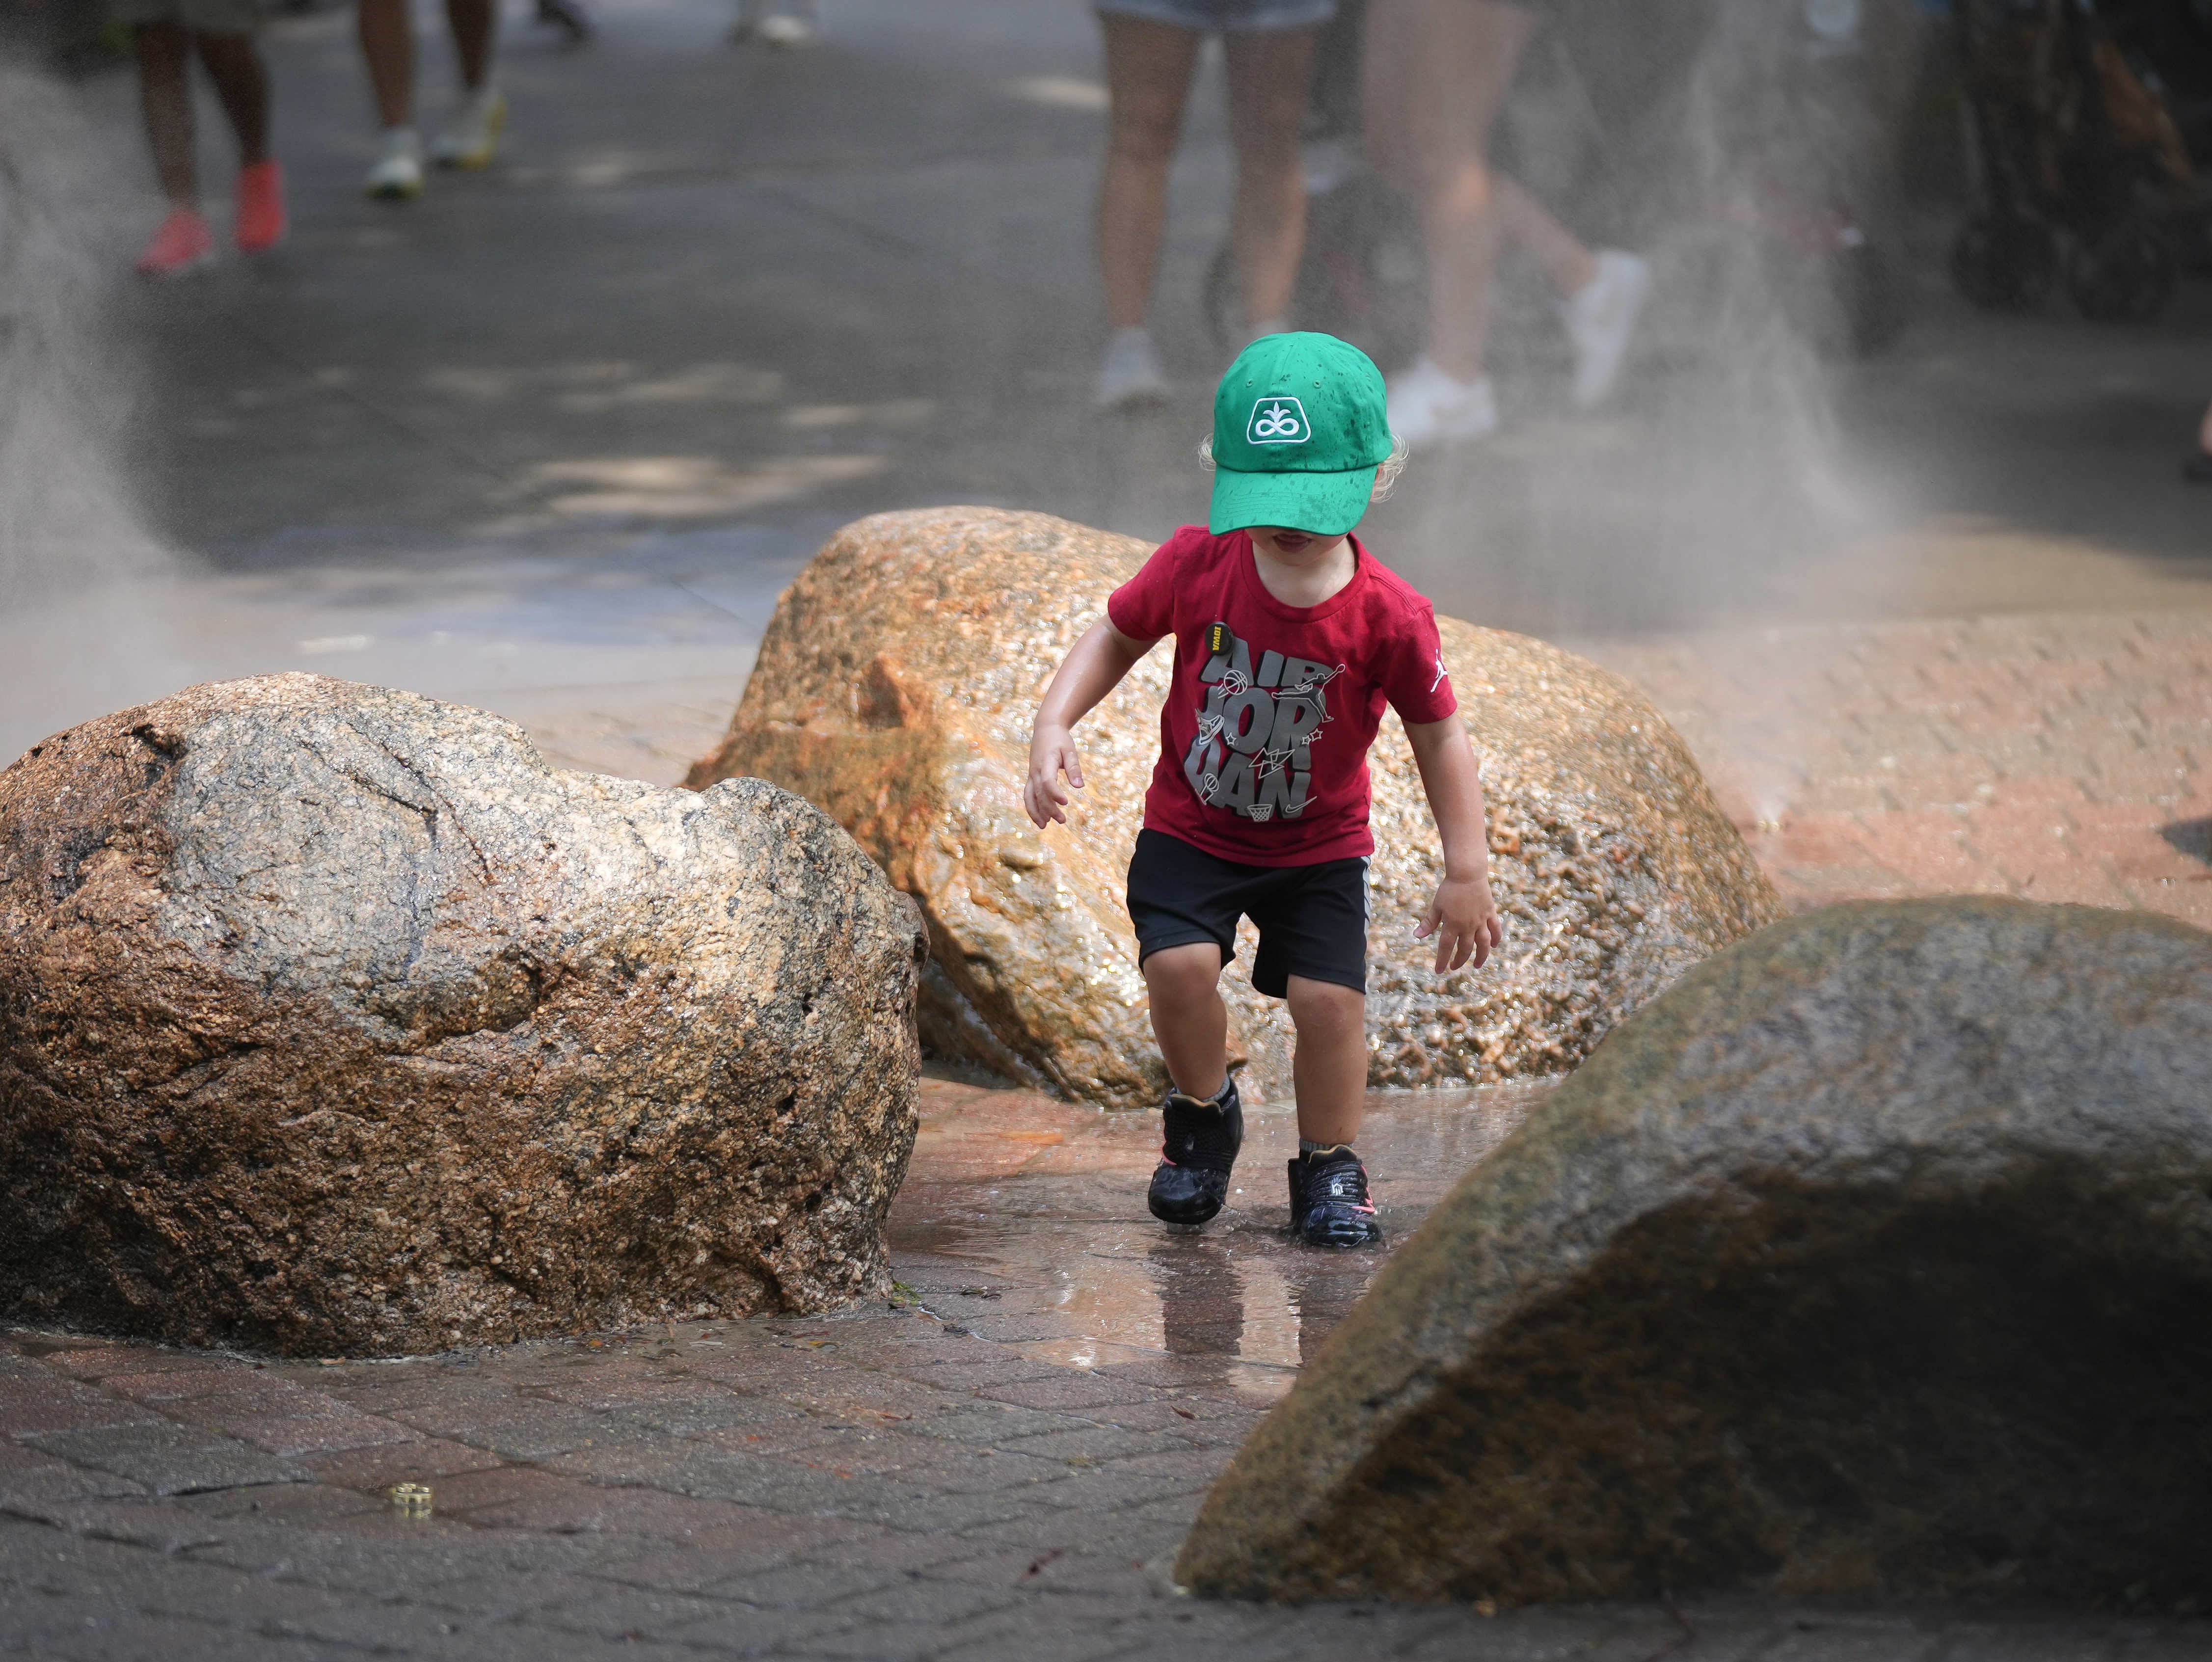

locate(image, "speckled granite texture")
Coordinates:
0 674 925 1355
1178 898 2212 1608
687 507 1780 1108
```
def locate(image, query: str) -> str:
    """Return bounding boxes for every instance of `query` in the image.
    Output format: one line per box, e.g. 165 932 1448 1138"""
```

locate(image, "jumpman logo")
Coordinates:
1246 396 1310 446
1430 651 1448 693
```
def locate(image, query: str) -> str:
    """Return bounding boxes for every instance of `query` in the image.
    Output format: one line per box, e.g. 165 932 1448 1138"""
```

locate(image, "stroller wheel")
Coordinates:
2067 217 2176 323
1949 214 2056 312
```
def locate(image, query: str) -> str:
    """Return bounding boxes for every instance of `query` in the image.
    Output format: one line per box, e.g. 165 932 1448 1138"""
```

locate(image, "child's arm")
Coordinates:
1024 618 1159 829
1402 717 1505 973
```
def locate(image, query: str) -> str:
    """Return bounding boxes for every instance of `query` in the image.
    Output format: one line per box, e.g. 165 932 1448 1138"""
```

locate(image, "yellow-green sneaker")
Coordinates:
431 89 507 170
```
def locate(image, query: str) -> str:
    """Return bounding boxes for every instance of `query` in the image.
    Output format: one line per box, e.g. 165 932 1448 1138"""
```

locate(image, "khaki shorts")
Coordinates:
107 0 261 36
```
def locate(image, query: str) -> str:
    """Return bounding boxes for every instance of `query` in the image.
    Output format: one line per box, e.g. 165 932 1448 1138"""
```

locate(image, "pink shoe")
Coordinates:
134 207 216 279
236 160 287 255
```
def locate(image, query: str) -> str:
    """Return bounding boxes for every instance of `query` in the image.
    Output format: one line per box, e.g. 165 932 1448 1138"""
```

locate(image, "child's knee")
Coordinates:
1143 941 1221 1002
1286 975 1364 1033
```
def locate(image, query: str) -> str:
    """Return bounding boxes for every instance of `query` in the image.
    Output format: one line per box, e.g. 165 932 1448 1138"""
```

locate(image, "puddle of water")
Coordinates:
890 1077 1556 1397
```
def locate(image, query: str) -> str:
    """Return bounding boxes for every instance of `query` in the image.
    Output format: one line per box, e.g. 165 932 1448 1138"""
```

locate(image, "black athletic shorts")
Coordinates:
1125 828 1369 999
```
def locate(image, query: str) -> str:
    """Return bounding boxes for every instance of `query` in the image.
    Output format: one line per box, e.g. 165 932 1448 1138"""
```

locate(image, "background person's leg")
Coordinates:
1364 0 1581 383
430 0 506 169
358 0 428 195
1141 941 1230 1099
134 18 198 208
356 0 413 130
130 17 220 275
1096 14 1202 333
1221 23 1319 335
1283 974 1365 1148
196 27 284 252
447 0 496 93
194 30 271 165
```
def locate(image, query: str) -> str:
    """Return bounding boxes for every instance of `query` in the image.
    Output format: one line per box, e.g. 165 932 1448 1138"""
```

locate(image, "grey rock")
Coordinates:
1178 898 2212 1607
0 674 925 1356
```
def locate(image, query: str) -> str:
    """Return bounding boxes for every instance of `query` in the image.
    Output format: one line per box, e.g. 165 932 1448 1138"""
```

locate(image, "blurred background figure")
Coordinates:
1362 0 1650 445
533 0 592 48
116 0 283 276
2191 396 2212 483
732 0 815 47
358 0 504 198
1093 0 1330 409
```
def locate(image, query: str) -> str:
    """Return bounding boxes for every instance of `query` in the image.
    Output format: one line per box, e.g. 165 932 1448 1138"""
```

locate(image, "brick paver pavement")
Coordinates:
7 1082 2210 1660
1591 612 2212 925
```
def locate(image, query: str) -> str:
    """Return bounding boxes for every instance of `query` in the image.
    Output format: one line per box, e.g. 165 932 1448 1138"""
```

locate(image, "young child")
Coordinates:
1023 332 1503 1248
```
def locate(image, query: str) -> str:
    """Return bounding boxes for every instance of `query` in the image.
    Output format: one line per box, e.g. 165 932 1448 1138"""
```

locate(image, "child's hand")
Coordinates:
1025 724 1086 828
1415 874 1503 973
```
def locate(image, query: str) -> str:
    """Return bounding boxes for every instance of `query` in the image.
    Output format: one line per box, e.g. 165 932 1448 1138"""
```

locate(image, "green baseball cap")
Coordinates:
1208 332 1391 538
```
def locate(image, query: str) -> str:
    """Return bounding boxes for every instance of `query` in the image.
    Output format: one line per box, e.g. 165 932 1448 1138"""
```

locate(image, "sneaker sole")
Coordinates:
1298 1223 1383 1248
1147 1184 1227 1226
136 250 218 280
1098 384 1171 413
435 104 507 171
1570 263 1653 410
1149 1200 1224 1226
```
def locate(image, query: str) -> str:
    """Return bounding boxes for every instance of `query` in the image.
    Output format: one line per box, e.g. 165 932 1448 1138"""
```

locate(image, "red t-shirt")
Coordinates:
1106 526 1457 868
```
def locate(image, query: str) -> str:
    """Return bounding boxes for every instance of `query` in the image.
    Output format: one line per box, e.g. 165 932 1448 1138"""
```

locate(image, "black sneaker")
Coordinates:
1288 1146 1383 1248
1146 1076 1243 1226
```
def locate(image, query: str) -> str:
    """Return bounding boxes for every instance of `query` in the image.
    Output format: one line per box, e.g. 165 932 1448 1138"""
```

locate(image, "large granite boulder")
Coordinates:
686 508 1780 1109
1178 898 2212 1607
0 674 925 1356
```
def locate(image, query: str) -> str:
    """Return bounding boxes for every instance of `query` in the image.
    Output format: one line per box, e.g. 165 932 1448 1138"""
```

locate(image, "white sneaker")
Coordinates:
1096 327 1170 410
363 128 424 200
757 9 814 45
1560 249 1651 410
1385 357 1498 448
735 0 816 44
431 89 507 170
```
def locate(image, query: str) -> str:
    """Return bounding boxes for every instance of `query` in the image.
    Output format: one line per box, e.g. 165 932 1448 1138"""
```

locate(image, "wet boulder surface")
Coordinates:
686 507 1780 1110
1177 899 2212 1608
0 674 925 1356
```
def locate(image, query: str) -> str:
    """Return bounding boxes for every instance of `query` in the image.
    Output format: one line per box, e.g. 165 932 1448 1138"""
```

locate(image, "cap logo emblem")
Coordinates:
1246 397 1309 445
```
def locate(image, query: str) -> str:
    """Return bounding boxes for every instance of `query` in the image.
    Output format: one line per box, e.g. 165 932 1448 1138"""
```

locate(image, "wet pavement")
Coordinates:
8 2 2212 1653
9 1076 2212 1659
1593 611 2212 928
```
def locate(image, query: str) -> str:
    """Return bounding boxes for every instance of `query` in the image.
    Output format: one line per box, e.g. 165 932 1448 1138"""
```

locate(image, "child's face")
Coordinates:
1248 526 1349 566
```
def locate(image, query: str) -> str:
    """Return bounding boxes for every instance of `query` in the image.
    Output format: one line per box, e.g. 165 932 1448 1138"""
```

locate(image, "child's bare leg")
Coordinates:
1285 974 1365 1146
1142 943 1229 1098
